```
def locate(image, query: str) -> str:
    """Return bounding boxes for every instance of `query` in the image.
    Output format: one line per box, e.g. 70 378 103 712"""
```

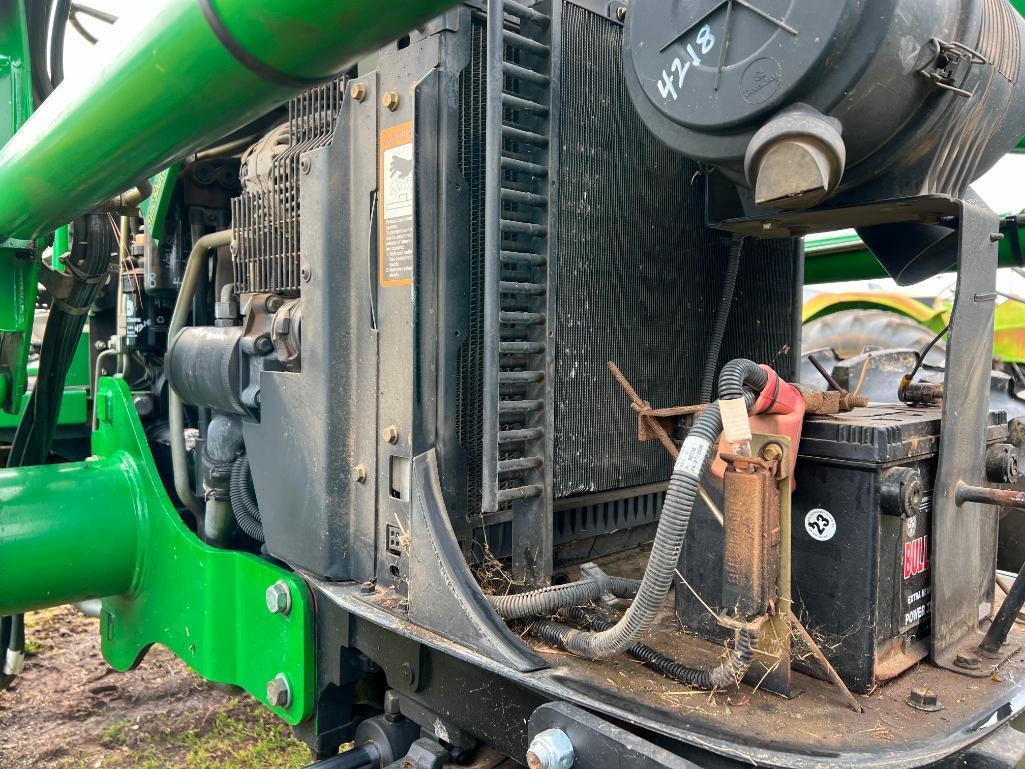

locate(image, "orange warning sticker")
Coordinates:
379 121 415 287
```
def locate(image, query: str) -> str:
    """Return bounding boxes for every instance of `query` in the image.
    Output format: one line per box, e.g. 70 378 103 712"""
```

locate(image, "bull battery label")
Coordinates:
379 122 415 287
900 502 930 632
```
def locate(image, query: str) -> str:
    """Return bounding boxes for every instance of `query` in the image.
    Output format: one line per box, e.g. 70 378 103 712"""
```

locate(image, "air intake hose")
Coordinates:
506 359 767 659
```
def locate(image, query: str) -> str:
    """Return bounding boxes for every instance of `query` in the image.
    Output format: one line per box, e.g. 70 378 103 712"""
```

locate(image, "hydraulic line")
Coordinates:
502 359 767 659
699 236 744 403
167 229 233 522
2 217 119 690
229 455 265 543
488 577 641 620
528 607 759 690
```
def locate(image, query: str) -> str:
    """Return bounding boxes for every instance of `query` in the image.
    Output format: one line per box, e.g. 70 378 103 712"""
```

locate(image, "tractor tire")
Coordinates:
803 308 946 366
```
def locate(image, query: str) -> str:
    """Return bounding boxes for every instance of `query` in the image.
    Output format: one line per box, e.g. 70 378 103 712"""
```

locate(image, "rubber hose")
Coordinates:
229 456 265 542
167 229 233 522
552 607 758 690
699 236 744 403
510 360 765 659
717 358 768 402
488 577 641 620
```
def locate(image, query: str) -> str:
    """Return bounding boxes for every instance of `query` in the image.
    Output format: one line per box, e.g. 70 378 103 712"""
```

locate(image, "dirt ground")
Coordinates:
0 607 314 769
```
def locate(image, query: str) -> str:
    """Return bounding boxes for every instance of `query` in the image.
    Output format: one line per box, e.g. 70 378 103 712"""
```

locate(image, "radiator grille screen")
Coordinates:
552 4 801 498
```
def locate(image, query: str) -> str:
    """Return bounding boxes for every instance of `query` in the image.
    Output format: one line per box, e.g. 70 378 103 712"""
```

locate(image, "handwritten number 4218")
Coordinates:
658 25 716 101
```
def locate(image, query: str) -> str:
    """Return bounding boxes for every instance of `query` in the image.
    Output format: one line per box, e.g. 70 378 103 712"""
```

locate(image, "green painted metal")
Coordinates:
804 214 1025 284
0 0 35 413
0 330 91 430
142 164 182 242
0 378 315 723
52 224 69 271
0 0 458 240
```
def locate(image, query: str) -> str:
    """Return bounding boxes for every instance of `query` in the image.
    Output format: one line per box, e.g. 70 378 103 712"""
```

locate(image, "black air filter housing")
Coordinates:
623 0 1025 211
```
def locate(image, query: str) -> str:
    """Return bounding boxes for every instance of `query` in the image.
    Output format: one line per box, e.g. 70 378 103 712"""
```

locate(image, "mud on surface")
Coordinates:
0 607 312 769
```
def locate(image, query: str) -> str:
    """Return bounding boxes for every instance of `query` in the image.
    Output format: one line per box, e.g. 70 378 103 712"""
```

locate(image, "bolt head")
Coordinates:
132 395 154 417
266 674 292 708
526 729 574 769
359 581 376 595
383 91 401 111
353 464 368 483
300 156 312 174
616 5 626 20
300 265 312 283
955 651 982 670
399 662 415 687
383 425 399 444
761 443 783 463
906 687 942 712
351 82 368 102
265 581 292 615
254 335 274 355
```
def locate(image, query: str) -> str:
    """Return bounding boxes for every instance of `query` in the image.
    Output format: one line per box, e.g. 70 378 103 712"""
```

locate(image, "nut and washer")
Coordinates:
954 651 982 671
266 674 292 708
383 91 401 111
526 729 574 769
265 581 292 615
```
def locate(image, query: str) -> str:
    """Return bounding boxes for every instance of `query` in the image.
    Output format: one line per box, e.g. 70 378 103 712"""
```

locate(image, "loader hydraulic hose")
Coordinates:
488 576 641 620
0 0 460 240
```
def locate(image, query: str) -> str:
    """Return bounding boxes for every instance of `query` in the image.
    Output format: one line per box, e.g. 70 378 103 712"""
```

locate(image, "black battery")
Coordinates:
791 405 1005 693
677 404 1006 695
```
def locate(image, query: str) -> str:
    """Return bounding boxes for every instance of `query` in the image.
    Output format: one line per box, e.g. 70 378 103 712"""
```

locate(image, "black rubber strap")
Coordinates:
197 0 329 89
755 374 781 415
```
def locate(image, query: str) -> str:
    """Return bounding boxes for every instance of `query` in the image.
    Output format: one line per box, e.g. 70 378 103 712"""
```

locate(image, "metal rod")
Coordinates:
786 612 863 713
980 571 1025 653
955 481 1025 509
807 353 846 393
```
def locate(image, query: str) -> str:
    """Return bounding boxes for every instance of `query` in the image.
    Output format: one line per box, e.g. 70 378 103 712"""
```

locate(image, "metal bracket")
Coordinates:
932 195 1001 672
92 378 316 723
406 450 547 673
529 702 700 769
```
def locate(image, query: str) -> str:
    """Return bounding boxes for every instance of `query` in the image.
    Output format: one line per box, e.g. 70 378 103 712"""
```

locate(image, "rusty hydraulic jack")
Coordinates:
608 362 862 712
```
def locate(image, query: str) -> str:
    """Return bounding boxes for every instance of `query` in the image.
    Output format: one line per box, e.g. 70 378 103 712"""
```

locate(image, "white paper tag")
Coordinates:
676 436 711 479
719 397 752 447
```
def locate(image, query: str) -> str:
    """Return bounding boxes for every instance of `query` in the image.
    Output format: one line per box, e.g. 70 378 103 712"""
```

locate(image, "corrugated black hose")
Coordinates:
488 577 641 620
2 215 115 691
229 455 265 542
699 235 744 404
529 607 758 690
501 359 767 659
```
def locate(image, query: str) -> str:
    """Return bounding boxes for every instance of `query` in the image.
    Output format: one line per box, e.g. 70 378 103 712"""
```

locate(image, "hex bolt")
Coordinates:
383 91 401 111
616 5 626 20
955 651 982 671
254 335 274 355
351 82 368 102
383 425 400 444
359 581 376 595
266 674 292 708
132 395 154 418
760 443 783 463
265 581 292 616
352 464 368 483
906 687 942 712
300 156 312 175
526 729 574 769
